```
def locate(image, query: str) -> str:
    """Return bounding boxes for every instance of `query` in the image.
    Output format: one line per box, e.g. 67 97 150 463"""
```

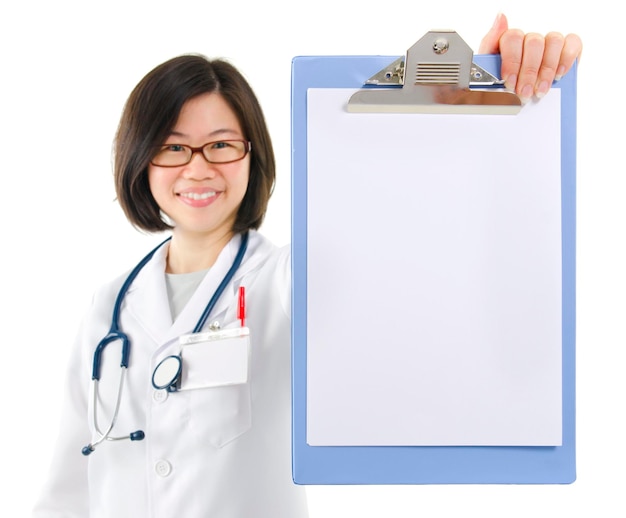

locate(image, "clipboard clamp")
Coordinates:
347 30 522 114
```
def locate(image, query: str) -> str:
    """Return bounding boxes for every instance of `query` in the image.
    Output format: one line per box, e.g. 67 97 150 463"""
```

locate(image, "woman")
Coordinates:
33 14 582 518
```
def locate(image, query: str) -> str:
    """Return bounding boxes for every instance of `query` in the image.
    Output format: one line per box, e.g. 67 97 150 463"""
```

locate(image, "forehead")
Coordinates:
171 92 243 137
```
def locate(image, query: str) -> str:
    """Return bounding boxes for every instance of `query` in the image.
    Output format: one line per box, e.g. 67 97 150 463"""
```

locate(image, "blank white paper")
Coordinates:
306 88 562 446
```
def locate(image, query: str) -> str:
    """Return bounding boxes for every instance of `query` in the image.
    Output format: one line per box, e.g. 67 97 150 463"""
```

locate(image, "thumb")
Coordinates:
478 13 509 54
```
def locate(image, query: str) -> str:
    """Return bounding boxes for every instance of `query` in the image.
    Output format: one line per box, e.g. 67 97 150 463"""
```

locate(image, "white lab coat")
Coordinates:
33 231 308 518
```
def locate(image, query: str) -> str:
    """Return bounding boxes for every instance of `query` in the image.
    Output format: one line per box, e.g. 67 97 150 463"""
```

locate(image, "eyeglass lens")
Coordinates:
152 140 249 166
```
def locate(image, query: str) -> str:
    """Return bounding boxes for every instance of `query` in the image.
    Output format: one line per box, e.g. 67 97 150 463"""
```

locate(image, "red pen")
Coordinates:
238 286 246 327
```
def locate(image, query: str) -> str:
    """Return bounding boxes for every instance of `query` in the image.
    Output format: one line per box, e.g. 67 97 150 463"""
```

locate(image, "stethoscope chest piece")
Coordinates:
152 355 182 392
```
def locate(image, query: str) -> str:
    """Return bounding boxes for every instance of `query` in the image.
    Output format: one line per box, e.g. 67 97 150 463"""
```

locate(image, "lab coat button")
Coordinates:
153 389 168 403
155 459 172 477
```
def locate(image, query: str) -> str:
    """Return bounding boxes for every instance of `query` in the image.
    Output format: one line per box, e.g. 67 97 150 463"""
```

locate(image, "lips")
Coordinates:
176 188 221 207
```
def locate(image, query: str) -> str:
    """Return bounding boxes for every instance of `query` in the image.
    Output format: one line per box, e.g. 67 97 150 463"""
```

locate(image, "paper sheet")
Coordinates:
306 88 562 446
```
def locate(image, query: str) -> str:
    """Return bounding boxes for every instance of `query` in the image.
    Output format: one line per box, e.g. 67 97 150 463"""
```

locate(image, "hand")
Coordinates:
478 13 583 103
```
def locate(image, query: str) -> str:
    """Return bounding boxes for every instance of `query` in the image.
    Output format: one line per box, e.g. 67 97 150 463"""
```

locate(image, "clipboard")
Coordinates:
291 31 576 484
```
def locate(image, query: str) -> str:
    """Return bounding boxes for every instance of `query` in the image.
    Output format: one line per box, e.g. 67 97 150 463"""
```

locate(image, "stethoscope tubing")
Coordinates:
84 232 249 455
92 237 172 380
193 232 249 333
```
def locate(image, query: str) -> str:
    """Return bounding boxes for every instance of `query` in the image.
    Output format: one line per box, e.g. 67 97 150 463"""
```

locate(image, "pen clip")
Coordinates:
238 286 246 327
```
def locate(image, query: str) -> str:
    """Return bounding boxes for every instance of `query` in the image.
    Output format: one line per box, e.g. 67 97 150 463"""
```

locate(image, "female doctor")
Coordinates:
32 14 582 518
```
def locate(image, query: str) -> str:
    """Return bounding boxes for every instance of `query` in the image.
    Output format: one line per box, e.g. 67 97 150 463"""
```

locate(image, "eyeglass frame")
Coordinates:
150 139 252 167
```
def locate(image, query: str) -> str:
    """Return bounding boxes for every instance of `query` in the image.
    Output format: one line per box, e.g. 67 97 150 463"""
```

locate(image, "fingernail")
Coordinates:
555 65 566 81
519 84 533 104
535 81 550 99
505 74 517 91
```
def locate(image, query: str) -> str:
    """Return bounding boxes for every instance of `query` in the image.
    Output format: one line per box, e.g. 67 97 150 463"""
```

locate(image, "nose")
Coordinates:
181 150 217 179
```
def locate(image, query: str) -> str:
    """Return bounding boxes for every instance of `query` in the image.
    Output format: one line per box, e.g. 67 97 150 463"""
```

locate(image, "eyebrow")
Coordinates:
167 128 242 139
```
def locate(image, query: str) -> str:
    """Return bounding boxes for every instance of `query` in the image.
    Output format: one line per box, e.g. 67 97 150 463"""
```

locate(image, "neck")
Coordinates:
166 229 235 274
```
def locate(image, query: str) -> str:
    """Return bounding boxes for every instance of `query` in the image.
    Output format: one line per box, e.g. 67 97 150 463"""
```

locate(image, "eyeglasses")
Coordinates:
151 140 252 167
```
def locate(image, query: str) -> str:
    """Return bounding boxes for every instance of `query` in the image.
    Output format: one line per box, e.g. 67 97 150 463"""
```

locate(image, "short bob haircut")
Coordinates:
114 54 275 234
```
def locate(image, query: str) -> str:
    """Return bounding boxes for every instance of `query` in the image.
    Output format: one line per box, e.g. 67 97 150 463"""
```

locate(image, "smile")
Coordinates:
179 191 217 200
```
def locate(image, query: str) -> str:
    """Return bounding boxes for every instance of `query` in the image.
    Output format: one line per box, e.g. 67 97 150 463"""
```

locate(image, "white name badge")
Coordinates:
177 327 250 390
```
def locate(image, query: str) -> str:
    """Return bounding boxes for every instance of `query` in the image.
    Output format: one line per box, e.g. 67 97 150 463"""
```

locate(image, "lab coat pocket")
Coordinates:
189 382 252 448
181 328 252 448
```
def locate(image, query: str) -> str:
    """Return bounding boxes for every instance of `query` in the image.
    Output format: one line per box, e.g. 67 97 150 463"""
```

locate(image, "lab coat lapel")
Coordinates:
123 231 274 347
123 240 173 345
167 231 272 340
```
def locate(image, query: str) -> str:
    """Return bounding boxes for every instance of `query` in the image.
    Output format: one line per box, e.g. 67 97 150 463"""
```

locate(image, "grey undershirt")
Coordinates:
164 268 210 321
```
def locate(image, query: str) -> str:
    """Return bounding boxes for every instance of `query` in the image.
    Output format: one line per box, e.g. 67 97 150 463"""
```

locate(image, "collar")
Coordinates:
122 230 275 346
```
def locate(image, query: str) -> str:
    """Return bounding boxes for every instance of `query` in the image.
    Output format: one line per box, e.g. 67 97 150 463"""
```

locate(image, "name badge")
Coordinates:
177 327 250 391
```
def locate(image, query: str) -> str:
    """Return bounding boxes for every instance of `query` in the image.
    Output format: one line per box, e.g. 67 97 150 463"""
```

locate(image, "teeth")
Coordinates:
180 191 216 200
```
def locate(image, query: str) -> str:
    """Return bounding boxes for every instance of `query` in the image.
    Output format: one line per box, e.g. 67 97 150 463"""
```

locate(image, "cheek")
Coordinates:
147 167 171 203
230 162 251 200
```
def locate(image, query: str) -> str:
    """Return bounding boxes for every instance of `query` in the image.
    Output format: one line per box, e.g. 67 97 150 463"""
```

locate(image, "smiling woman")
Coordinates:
114 55 275 238
32 54 309 518
147 93 251 272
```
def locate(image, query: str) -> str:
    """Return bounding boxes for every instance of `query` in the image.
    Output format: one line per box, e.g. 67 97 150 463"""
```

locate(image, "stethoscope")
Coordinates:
82 231 249 456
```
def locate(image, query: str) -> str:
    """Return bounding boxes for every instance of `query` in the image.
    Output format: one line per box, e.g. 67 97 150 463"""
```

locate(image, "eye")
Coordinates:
163 144 187 152
210 141 231 149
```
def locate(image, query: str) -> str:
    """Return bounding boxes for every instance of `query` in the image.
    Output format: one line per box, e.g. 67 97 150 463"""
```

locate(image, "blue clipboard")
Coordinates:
291 48 576 484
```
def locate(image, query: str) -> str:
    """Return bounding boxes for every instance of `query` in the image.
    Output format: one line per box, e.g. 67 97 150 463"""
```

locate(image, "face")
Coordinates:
148 92 250 241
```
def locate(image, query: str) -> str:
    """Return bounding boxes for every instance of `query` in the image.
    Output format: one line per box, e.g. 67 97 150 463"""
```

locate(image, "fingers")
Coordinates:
517 32 547 101
497 29 531 97
498 30 583 103
534 32 565 98
478 14 583 102
558 33 583 78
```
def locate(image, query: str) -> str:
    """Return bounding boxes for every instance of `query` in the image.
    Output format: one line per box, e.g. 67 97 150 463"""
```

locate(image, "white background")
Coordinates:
1 1 623 517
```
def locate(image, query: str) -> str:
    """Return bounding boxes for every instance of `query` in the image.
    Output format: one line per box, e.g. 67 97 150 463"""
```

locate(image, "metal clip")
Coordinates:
347 30 521 114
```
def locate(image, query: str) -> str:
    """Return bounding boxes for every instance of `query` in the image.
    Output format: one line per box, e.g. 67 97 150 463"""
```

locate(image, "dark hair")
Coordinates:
114 54 275 233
